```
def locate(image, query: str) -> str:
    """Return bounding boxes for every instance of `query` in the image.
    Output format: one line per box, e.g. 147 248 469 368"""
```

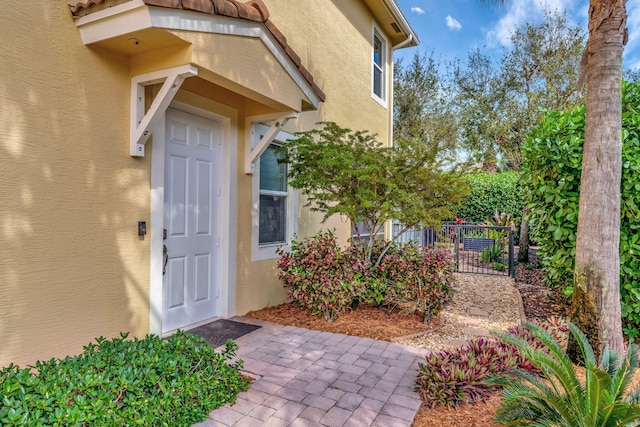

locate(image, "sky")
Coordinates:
394 0 640 72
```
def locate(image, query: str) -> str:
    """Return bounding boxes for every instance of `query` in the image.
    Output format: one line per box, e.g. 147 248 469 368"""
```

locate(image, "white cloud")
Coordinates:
483 0 638 69
624 0 640 70
446 15 462 31
411 7 425 15
485 0 583 48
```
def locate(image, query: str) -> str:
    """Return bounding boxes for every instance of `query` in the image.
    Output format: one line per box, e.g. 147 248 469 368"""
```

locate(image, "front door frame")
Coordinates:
149 98 237 335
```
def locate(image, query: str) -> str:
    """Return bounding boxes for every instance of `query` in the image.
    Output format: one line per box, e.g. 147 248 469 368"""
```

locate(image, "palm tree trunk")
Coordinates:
568 0 626 359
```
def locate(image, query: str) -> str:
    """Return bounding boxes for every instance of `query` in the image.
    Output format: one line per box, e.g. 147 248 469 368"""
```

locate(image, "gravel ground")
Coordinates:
396 273 522 351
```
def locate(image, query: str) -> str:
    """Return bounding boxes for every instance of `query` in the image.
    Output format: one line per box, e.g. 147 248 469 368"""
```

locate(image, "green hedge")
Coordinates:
454 172 523 224
522 80 640 338
0 332 249 426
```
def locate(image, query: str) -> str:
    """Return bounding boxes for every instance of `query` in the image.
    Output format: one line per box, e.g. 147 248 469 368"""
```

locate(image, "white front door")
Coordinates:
163 109 222 332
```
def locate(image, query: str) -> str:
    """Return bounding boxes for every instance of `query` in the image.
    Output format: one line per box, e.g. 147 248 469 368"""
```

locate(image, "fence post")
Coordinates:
454 225 460 272
508 227 515 277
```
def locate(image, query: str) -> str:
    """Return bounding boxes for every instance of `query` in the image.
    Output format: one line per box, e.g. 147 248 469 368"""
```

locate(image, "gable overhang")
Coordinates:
71 1 324 156
364 0 420 48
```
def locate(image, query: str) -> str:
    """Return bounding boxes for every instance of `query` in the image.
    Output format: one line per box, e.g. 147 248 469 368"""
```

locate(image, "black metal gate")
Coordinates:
395 222 515 277
447 225 514 277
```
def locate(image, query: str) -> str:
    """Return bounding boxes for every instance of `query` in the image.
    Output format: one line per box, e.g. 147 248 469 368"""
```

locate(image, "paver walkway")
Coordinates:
193 316 429 427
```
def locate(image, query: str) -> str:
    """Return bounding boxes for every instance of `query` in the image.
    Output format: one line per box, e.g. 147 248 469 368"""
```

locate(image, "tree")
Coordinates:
278 122 469 264
453 9 584 175
499 8 585 262
498 8 585 168
569 0 627 358
484 0 627 356
452 49 506 172
394 52 458 155
624 67 640 83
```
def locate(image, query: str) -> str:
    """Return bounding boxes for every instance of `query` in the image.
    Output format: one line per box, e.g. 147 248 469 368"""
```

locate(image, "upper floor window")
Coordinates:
372 27 387 105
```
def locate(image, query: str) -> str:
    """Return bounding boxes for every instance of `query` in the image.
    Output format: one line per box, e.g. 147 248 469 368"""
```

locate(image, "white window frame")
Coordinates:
252 124 298 261
371 23 389 108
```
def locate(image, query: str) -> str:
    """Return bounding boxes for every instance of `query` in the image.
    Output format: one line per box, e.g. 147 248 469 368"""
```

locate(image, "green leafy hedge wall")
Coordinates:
522 80 640 337
454 172 523 224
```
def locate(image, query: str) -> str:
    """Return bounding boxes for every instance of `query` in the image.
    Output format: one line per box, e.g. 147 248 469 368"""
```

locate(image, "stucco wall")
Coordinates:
0 0 398 366
233 0 395 315
0 2 152 367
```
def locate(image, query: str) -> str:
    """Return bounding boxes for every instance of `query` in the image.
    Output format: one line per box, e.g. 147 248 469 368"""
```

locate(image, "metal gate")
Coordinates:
392 222 515 277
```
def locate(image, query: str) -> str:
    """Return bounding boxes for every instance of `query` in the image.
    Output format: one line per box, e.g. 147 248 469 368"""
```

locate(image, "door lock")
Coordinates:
138 221 146 236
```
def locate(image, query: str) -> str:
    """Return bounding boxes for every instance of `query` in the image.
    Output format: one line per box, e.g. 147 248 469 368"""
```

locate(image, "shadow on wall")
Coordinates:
0 2 151 367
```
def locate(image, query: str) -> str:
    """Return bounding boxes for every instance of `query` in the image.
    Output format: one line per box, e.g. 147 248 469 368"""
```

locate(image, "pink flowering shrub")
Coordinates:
277 231 366 321
277 232 455 322
369 242 455 322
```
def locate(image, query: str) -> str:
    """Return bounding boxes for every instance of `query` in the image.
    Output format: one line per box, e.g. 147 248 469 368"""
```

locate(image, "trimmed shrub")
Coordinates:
454 172 523 224
415 318 568 408
369 242 455 323
522 80 640 337
277 233 455 322
277 231 366 321
0 332 249 426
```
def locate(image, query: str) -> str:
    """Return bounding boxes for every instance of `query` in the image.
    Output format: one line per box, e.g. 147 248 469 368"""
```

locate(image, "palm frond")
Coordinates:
492 321 640 427
613 343 640 401
567 321 597 370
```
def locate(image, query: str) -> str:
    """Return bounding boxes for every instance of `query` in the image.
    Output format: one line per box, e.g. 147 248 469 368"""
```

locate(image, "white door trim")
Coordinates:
150 100 237 335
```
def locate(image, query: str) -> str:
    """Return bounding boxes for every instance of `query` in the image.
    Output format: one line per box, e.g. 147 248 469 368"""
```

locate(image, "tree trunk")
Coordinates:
518 208 530 263
568 0 626 360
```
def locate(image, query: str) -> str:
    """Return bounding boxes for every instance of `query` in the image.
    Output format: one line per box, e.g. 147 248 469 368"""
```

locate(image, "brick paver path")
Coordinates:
193 317 428 427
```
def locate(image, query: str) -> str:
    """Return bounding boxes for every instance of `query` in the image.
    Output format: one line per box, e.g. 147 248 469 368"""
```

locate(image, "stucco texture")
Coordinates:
0 2 151 367
0 0 396 367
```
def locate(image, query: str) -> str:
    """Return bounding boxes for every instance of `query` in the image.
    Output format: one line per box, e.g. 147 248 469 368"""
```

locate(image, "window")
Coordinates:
252 124 297 261
351 221 385 244
259 145 287 245
372 27 387 105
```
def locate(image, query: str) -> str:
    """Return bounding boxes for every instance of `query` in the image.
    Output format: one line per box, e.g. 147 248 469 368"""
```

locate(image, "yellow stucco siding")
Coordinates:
0 2 151 367
233 0 395 315
263 0 392 140
1 0 400 366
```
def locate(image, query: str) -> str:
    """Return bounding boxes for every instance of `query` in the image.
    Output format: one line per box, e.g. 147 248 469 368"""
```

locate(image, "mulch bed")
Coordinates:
513 248 570 322
245 303 435 341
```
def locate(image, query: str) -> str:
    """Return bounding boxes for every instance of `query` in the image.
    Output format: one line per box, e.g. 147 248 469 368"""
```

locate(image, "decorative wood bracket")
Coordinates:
245 112 298 174
130 65 198 156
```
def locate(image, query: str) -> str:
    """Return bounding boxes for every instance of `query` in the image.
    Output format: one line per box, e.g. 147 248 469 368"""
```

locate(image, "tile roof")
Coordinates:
68 0 325 103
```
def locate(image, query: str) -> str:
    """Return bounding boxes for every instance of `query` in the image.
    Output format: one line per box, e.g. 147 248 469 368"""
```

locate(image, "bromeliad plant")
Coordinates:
415 319 568 409
416 338 526 408
492 321 640 426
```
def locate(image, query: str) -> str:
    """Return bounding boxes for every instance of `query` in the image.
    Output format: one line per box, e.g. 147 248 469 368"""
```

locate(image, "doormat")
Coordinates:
189 319 261 348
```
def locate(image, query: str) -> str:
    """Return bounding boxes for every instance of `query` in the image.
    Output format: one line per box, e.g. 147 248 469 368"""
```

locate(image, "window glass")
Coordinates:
259 144 287 245
259 195 286 244
259 146 286 192
374 36 382 67
373 31 384 99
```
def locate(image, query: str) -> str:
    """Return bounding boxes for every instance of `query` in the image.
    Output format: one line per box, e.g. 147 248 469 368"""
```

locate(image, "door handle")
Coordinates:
163 244 168 276
162 228 168 276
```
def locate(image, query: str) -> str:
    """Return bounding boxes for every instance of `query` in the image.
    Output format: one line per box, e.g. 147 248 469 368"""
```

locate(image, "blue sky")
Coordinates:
395 0 640 72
